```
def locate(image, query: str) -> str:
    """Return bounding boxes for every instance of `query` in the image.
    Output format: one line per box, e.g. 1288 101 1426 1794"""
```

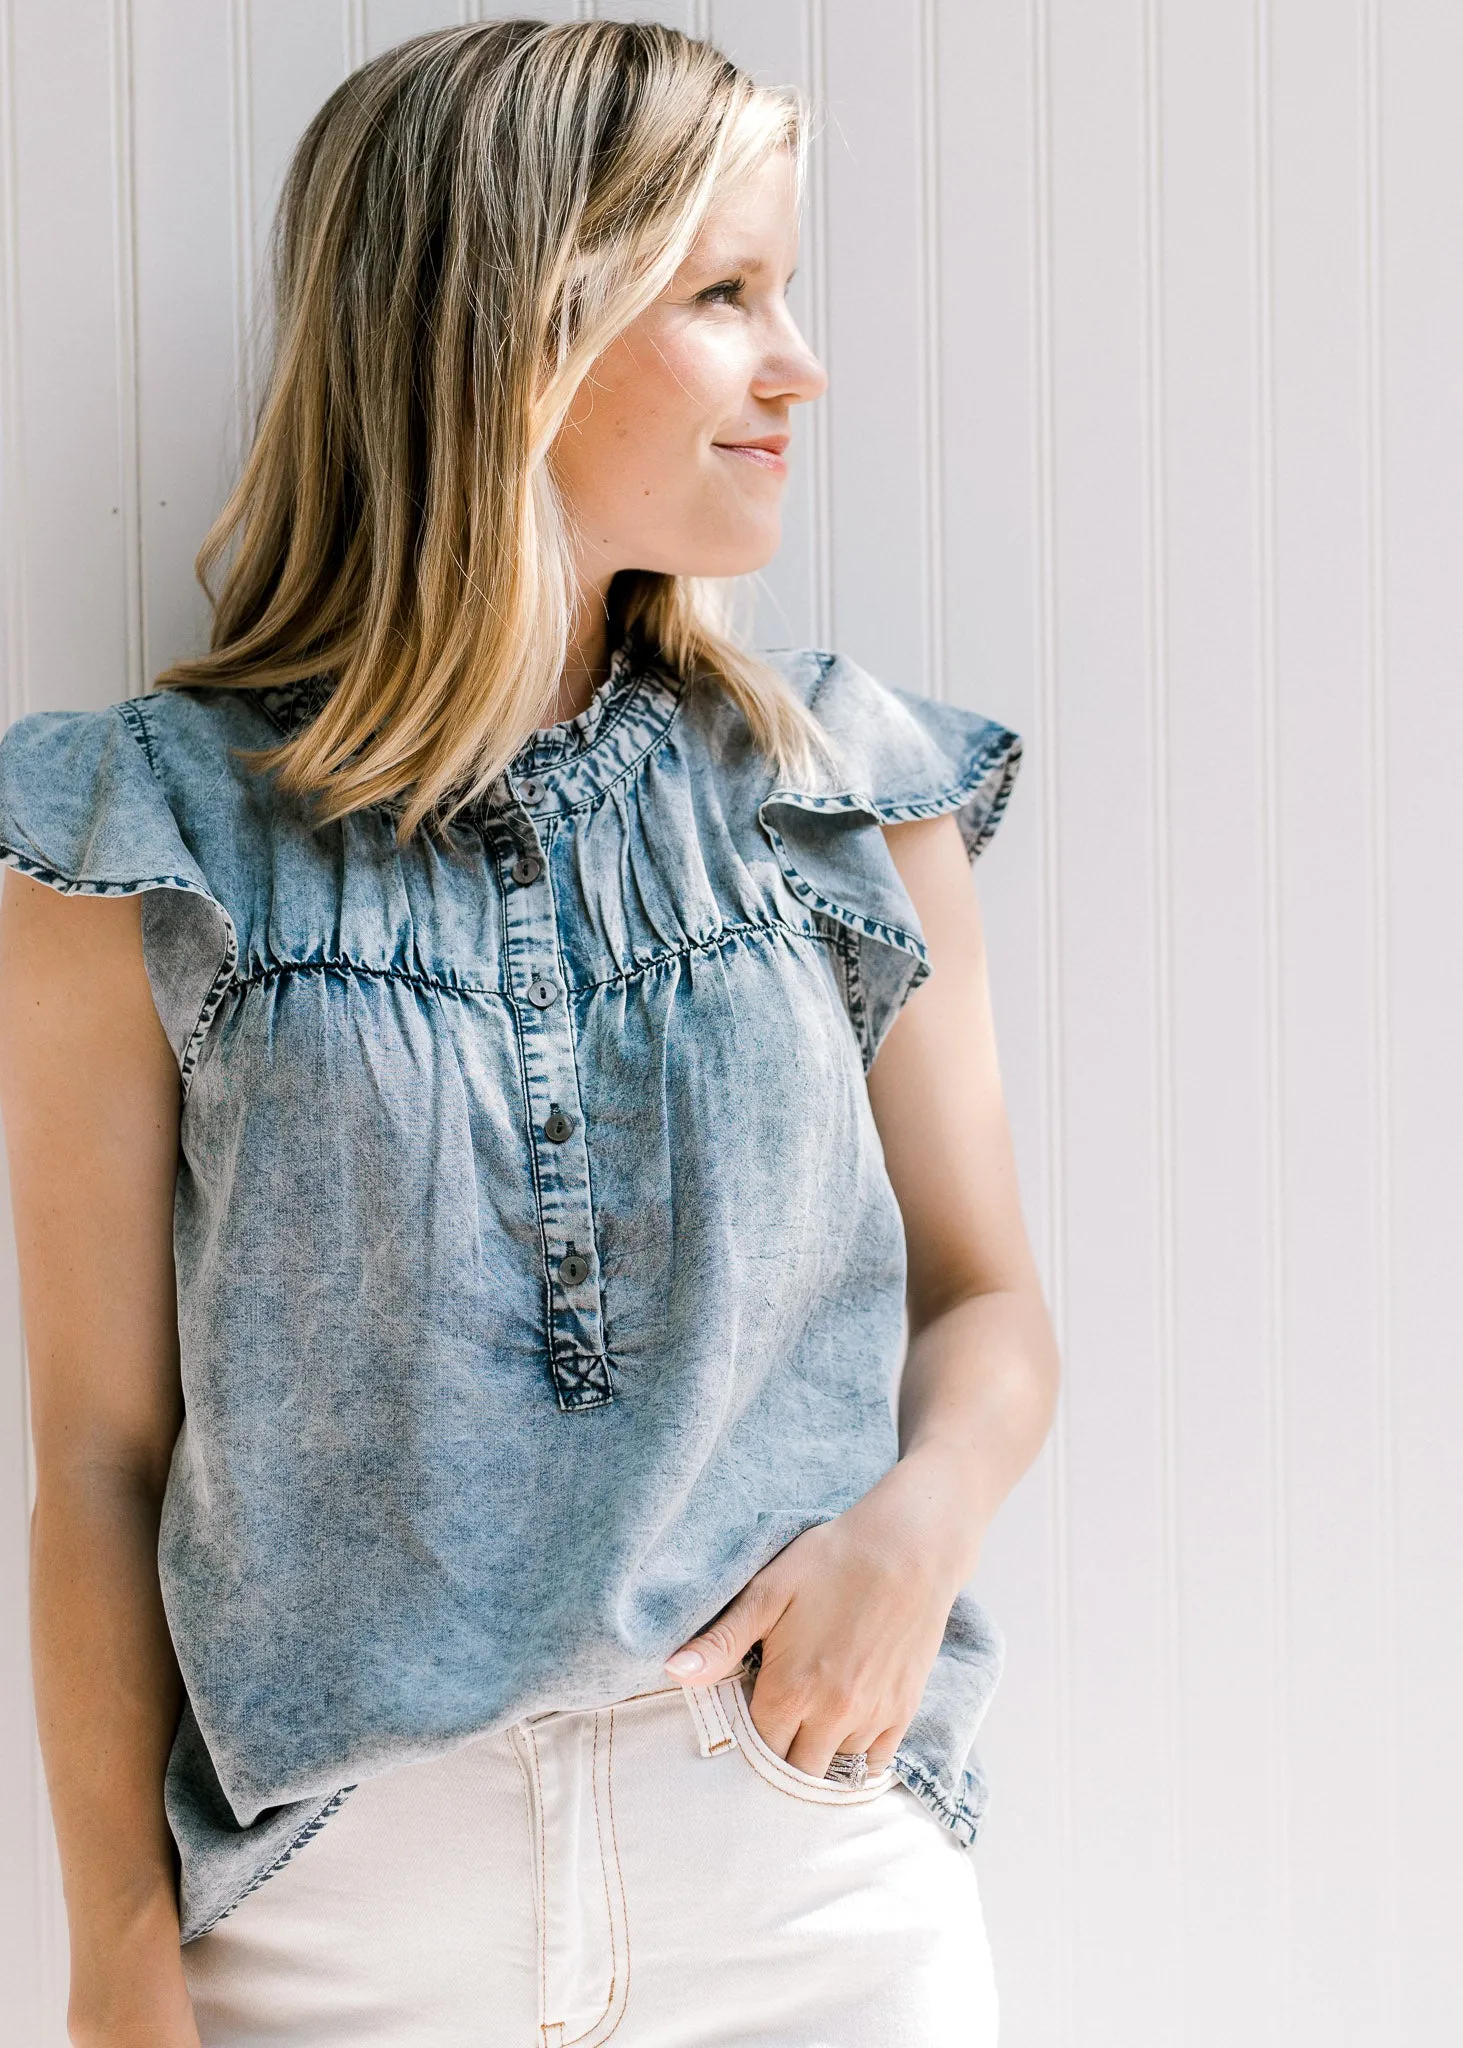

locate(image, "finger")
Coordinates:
865 1724 903 1776
745 1669 807 1764
784 1720 848 1780
782 1686 865 1779
664 1576 783 1685
787 1715 901 1782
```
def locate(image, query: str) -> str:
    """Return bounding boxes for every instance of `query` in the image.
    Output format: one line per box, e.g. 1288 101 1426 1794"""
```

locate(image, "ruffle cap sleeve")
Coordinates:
758 649 1022 1067
0 703 237 1093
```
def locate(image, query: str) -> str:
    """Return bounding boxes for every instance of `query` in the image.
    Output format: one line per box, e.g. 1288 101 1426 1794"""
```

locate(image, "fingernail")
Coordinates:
664 1648 705 1677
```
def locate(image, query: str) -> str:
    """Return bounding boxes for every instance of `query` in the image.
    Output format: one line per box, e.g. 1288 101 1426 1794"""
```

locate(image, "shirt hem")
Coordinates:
890 1756 985 1850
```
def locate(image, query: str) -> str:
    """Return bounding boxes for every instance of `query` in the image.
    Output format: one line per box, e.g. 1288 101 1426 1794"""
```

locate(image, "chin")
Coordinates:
672 528 783 580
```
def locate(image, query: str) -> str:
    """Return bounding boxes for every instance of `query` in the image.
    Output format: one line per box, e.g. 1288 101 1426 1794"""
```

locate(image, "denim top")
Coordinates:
0 644 1021 1939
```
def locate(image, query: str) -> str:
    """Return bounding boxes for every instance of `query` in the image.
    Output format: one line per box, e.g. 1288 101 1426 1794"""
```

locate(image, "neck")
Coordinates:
555 579 617 723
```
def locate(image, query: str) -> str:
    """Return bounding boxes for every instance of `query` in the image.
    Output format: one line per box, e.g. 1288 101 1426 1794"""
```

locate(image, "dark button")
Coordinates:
526 977 558 1009
543 1110 575 1144
558 1250 592 1286
511 854 542 887
517 776 545 806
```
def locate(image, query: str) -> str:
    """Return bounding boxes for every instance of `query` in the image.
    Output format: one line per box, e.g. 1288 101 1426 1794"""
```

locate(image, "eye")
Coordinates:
697 275 746 307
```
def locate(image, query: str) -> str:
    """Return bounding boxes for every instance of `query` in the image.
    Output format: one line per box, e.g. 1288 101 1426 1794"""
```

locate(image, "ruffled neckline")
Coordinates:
248 633 681 822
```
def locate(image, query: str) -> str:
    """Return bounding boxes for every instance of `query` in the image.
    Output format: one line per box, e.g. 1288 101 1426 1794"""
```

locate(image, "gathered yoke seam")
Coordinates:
572 918 837 996
232 917 838 1002
237 957 497 999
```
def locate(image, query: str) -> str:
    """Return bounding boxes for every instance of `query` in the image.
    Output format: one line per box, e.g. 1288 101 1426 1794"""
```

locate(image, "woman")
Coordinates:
0 20 1058 2047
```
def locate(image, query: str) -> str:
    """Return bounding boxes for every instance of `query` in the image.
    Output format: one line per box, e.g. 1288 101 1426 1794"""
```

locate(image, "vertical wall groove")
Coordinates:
0 15 38 2028
1250 0 1293 2025
343 0 366 72
108 0 144 698
1027 1 1075 2040
1139 0 1185 2030
1359 0 1400 2035
227 0 256 479
0 0 24 725
914 0 944 702
802 0 834 648
0 0 25 1523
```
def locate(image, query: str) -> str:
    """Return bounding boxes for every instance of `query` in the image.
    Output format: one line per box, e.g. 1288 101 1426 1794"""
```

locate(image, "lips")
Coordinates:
713 435 789 473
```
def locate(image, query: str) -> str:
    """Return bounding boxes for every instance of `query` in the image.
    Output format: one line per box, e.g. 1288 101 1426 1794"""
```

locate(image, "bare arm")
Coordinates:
665 813 1059 1776
866 812 1060 1576
0 873 199 2047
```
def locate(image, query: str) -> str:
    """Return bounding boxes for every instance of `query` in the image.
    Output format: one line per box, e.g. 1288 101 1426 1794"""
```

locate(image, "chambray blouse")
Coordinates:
0 642 1021 1940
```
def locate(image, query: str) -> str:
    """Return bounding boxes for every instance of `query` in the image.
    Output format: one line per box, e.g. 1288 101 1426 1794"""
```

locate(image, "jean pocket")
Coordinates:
718 1675 898 1807
508 1706 629 2046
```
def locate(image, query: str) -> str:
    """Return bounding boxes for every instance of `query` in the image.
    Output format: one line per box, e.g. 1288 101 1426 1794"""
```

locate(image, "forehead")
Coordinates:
683 151 799 268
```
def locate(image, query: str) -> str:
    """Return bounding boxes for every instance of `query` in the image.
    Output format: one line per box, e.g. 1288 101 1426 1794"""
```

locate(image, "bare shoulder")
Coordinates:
879 811 974 871
879 812 985 966
0 868 174 1093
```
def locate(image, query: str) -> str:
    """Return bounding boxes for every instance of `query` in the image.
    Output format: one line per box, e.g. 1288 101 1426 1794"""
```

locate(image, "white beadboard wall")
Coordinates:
1 4 1459 2043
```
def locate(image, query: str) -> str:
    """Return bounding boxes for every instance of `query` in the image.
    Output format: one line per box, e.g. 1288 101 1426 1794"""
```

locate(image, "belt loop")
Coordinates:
681 1680 736 1758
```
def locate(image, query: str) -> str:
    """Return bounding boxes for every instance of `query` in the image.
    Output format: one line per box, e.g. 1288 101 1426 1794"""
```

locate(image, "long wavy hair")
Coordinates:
154 18 833 841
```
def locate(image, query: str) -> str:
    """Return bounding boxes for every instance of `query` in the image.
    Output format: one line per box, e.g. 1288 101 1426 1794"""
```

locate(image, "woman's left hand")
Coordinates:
662 1447 978 1780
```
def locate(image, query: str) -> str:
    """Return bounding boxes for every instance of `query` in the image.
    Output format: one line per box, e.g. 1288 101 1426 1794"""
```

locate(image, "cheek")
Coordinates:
560 375 692 498
595 361 726 495
644 327 740 426
553 322 760 556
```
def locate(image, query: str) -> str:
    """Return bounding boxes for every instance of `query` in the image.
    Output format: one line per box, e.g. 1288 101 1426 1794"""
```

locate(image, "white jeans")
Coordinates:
183 1672 1000 2046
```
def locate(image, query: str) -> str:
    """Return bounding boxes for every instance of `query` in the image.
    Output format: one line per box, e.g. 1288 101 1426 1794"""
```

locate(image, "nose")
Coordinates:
751 308 828 409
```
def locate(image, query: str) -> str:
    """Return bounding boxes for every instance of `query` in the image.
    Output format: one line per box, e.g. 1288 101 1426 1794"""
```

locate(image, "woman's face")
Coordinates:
551 147 827 584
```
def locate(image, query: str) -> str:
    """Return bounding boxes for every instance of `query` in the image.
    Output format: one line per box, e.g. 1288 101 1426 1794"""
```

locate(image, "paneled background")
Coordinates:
2 4 1459 2043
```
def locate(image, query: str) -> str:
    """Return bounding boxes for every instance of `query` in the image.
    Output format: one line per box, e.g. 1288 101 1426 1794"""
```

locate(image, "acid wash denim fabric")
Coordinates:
0 642 1022 1942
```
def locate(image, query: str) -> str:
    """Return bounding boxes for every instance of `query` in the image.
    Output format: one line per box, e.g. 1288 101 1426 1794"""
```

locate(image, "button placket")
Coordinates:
491 807 612 1412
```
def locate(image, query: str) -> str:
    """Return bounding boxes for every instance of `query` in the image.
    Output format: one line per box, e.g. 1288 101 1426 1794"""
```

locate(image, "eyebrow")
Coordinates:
691 253 799 281
692 254 770 276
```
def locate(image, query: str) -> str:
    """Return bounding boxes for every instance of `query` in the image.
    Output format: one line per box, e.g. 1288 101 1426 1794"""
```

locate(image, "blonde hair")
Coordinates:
155 18 833 841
